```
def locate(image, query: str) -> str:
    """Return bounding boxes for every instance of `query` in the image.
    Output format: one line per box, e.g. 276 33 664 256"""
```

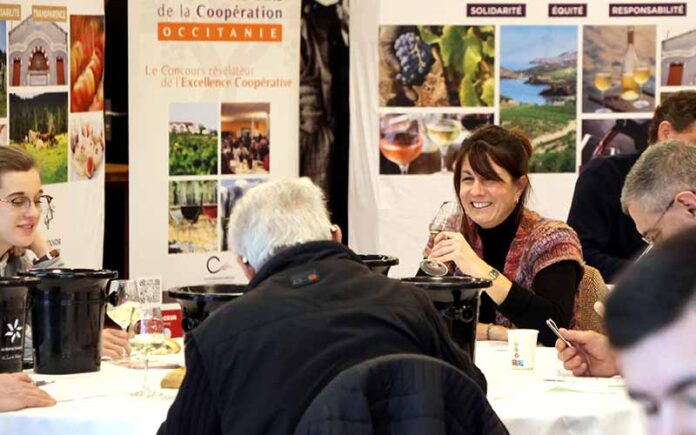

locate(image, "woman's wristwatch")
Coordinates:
33 249 60 265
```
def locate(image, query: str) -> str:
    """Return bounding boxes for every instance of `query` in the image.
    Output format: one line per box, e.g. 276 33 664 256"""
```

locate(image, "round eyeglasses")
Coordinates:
0 194 53 214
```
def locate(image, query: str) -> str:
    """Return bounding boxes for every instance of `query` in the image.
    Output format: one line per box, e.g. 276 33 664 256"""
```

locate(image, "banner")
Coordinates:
349 0 694 276
2 0 105 268
128 0 301 287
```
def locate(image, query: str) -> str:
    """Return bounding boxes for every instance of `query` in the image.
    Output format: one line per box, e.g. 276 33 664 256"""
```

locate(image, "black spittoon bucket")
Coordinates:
19 269 117 374
358 254 399 276
168 284 245 343
0 277 40 373
401 276 491 360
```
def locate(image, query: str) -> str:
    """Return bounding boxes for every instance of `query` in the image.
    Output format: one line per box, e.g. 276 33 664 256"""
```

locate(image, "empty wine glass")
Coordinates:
593 64 612 113
420 201 463 276
633 60 651 109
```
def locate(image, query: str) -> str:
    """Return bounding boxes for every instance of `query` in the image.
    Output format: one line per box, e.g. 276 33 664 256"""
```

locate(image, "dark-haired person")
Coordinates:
0 146 130 364
605 228 696 435
567 90 696 283
556 140 696 379
424 125 584 346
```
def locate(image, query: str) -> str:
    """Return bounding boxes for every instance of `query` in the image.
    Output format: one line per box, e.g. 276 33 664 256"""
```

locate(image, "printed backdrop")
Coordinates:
1 0 105 268
129 0 301 288
349 0 695 276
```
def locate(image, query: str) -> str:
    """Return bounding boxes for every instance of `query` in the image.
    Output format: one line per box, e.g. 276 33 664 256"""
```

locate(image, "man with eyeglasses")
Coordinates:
555 141 696 434
567 90 696 283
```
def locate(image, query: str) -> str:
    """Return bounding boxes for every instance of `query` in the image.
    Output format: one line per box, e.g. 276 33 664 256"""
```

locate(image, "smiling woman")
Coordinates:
423 125 586 346
0 146 131 365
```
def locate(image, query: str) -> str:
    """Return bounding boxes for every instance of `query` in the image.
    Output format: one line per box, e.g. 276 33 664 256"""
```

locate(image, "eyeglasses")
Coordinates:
0 194 53 213
640 199 674 245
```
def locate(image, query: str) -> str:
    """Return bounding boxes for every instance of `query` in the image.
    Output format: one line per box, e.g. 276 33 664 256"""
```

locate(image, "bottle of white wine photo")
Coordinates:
620 26 640 101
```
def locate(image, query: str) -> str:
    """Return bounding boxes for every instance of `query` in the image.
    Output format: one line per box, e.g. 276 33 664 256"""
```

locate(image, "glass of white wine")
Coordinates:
130 305 165 397
594 65 613 113
633 60 651 109
106 280 140 341
425 116 465 173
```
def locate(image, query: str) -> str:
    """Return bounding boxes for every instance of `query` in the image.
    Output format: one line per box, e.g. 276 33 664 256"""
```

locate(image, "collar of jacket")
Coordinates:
247 241 362 290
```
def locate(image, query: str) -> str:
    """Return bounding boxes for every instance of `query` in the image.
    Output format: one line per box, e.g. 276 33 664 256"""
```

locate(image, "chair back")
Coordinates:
294 353 508 435
573 265 609 333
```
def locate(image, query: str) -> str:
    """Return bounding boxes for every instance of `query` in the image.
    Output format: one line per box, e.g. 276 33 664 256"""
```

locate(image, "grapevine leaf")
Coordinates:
459 74 481 107
479 25 495 35
418 26 440 45
439 26 467 70
462 33 482 77
481 77 495 107
482 35 495 59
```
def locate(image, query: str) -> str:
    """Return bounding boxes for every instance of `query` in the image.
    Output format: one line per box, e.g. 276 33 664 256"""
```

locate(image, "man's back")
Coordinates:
160 242 484 435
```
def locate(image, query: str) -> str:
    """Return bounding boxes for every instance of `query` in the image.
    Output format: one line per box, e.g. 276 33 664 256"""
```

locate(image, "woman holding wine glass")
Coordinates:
422 125 585 346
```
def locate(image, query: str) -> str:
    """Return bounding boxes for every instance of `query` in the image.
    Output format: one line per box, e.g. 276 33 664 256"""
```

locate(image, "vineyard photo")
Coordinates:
9 92 68 184
379 25 495 107
169 102 218 176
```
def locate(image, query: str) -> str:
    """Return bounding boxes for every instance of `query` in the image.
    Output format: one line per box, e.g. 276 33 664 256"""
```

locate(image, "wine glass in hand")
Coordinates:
420 201 463 276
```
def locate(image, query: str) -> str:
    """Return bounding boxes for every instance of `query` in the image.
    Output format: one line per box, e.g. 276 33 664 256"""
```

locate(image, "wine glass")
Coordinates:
129 305 165 397
420 201 463 276
593 64 612 113
106 280 140 360
180 182 202 252
379 115 423 175
201 183 219 250
425 116 465 173
633 60 651 109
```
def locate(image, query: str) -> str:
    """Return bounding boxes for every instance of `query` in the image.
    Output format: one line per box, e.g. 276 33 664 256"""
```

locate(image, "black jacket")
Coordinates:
567 154 646 282
295 353 508 435
159 241 485 435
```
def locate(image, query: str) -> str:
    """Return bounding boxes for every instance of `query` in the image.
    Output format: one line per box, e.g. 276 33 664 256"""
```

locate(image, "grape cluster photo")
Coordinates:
379 25 496 107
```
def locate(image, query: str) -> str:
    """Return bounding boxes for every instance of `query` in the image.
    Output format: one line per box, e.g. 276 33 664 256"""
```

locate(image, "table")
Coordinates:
476 341 648 435
0 342 647 435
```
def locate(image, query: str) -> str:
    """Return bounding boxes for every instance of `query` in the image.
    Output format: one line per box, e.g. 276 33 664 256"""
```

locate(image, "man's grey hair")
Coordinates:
228 177 333 270
621 140 696 214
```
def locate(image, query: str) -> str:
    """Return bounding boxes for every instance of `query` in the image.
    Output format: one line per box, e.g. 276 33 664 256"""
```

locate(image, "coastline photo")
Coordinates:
500 26 577 173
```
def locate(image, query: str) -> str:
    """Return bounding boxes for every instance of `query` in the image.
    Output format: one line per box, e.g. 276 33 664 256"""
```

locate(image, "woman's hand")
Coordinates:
429 231 489 277
28 231 52 258
101 328 131 360
476 323 509 341
0 373 56 412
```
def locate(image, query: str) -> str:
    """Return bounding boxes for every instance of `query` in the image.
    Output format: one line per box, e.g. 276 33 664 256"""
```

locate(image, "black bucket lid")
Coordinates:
168 284 246 302
401 276 491 290
19 268 118 280
358 254 399 267
0 276 41 286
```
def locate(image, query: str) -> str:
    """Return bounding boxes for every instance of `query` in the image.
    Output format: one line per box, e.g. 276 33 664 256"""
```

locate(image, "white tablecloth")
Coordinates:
476 341 648 435
0 342 647 435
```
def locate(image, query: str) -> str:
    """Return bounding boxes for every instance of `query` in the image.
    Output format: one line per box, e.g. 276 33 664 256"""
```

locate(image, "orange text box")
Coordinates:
158 22 283 42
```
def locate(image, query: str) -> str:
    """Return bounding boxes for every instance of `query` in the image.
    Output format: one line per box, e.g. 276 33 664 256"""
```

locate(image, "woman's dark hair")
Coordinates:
453 125 532 233
648 90 696 144
0 146 39 188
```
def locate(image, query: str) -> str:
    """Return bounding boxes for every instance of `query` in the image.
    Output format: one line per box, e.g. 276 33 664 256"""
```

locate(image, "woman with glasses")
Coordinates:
0 147 129 377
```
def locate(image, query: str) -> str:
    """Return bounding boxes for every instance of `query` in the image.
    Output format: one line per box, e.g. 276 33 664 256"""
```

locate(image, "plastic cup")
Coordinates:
508 329 539 370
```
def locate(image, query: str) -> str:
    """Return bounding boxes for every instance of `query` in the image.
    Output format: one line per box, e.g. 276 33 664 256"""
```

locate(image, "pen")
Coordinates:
34 380 55 387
